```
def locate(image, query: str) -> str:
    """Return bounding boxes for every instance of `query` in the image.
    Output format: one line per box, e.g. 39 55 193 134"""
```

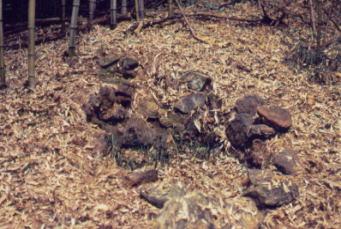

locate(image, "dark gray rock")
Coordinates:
245 182 299 208
226 113 254 148
235 95 265 115
180 71 212 91
272 149 298 175
174 93 206 114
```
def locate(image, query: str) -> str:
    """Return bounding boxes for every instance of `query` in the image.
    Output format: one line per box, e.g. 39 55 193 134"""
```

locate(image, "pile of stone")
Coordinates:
224 95 300 209
227 95 294 169
84 56 223 168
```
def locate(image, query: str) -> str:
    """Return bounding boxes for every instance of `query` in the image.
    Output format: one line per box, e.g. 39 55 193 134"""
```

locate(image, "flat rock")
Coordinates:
249 124 276 139
174 93 206 114
98 55 121 68
257 105 292 130
272 149 298 175
245 181 299 208
226 113 254 148
235 95 265 115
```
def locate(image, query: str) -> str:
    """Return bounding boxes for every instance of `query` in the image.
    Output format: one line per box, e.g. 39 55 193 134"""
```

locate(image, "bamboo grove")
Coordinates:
0 0 338 90
0 0 170 90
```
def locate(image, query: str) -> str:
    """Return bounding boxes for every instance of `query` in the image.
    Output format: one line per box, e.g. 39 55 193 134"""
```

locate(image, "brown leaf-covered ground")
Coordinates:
0 1 340 228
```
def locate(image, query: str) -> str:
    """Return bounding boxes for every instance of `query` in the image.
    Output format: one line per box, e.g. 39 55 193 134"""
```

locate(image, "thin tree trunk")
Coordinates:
0 0 5 89
168 0 174 17
138 0 145 20
315 0 322 51
68 0 80 56
121 0 127 16
110 0 117 29
28 0 36 89
61 0 66 34
309 0 322 56
134 0 140 21
89 0 96 29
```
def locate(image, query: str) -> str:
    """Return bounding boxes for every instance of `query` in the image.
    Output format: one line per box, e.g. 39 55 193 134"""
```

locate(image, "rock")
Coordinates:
159 111 186 130
245 181 299 208
99 104 127 124
136 95 160 119
272 149 298 175
207 93 222 110
249 124 276 139
155 191 216 229
174 93 206 114
257 106 292 130
140 183 186 209
226 113 254 148
221 197 263 229
125 169 158 187
108 116 169 169
180 71 212 91
245 169 299 208
114 117 166 149
83 86 134 126
118 57 139 77
235 95 265 115
246 139 272 168
98 55 121 68
142 183 263 229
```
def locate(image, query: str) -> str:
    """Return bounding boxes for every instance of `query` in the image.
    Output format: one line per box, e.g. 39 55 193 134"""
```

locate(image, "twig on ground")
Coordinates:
174 0 207 44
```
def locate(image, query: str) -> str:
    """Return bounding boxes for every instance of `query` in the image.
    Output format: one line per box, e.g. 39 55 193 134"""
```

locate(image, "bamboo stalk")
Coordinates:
68 0 80 56
139 0 145 20
110 0 117 29
168 0 174 17
89 0 96 29
0 0 5 89
61 0 66 34
134 0 140 21
309 0 322 53
28 0 36 89
121 0 127 16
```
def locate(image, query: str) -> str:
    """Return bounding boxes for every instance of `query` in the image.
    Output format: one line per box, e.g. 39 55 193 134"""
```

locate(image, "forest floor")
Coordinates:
0 1 340 228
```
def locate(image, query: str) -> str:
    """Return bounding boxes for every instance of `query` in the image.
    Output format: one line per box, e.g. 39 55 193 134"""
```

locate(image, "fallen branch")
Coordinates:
174 0 207 44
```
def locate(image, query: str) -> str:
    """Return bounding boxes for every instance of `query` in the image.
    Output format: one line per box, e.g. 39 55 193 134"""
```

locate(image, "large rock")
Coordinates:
257 106 292 130
245 169 299 208
245 182 299 208
174 93 206 114
235 95 265 115
272 149 298 175
226 113 254 148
